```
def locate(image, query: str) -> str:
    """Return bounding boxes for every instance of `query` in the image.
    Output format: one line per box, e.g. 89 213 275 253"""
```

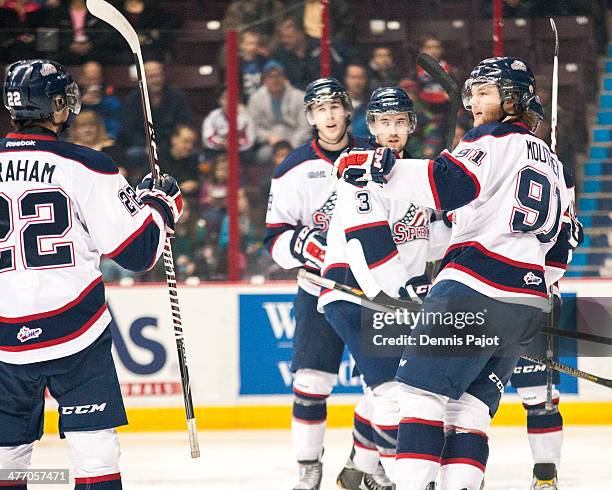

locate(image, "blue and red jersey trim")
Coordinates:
0 276 107 352
345 221 398 269
440 241 547 297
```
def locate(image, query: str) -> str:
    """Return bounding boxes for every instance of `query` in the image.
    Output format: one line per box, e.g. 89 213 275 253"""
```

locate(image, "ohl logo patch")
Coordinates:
312 191 337 232
392 204 429 244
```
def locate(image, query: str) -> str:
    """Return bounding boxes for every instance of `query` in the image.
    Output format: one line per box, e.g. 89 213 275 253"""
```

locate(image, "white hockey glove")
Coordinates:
290 225 327 269
398 274 432 304
334 147 396 187
137 173 183 231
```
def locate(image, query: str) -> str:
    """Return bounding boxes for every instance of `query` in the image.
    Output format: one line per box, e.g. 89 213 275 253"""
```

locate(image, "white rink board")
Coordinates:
98 279 612 408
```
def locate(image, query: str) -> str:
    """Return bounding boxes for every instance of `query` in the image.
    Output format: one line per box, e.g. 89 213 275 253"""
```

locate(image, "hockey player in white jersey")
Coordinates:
321 87 451 489
263 77 369 490
0 60 182 490
336 57 572 490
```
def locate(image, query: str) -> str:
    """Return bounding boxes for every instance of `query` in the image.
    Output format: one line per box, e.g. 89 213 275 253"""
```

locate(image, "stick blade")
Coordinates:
86 0 140 54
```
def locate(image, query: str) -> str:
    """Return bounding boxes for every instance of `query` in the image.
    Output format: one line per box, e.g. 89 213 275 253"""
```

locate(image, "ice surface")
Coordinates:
30 427 611 489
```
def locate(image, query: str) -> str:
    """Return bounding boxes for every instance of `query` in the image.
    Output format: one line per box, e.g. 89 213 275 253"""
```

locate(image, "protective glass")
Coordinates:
65 81 81 115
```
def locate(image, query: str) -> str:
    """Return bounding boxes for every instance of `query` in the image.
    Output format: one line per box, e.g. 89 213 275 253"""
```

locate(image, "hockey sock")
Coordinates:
371 382 400 483
526 400 563 467
292 388 329 461
74 473 122 489
439 430 488 489
396 417 445 488
352 394 379 474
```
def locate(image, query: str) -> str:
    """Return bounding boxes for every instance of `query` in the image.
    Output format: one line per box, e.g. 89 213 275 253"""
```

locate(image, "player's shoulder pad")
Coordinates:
273 140 318 179
462 121 531 143
45 140 119 174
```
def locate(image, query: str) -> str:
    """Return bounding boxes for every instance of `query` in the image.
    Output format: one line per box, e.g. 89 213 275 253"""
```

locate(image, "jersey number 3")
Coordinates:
0 189 74 272
511 167 562 243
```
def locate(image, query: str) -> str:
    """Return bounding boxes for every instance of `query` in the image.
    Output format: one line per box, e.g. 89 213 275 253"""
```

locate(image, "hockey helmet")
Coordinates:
367 86 417 134
462 57 543 121
304 77 352 124
4 59 81 126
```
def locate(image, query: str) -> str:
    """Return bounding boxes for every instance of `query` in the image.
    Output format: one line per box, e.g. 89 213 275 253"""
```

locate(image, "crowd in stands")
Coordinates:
0 0 605 282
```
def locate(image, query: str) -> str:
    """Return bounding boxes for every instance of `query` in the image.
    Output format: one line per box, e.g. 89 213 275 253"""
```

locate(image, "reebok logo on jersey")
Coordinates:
61 403 107 415
6 140 35 147
523 272 543 286
17 326 42 343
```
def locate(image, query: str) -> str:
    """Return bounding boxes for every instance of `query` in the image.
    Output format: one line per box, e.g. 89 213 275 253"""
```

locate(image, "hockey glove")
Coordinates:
334 147 396 187
137 173 183 231
398 274 432 303
290 225 327 269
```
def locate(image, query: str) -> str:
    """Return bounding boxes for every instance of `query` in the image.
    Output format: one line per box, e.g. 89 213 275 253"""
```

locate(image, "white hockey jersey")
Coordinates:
381 121 571 309
318 178 451 311
264 137 368 296
0 130 166 364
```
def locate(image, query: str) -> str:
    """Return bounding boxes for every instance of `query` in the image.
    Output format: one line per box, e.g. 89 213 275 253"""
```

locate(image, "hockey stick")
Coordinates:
86 0 200 459
416 52 460 152
342 241 612 387
297 269 415 313
549 18 559 153
522 353 612 389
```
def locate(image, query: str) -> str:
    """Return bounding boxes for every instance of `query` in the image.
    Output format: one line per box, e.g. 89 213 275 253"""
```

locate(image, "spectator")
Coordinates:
272 16 353 91
299 0 355 43
344 63 370 138
202 86 256 163
219 188 256 278
172 199 208 281
160 124 201 192
0 0 44 61
77 60 122 140
401 78 445 158
54 0 120 65
238 30 267 101
368 46 401 92
119 0 182 61
272 140 293 167
222 0 284 41
119 59 192 167
416 34 452 106
247 60 310 163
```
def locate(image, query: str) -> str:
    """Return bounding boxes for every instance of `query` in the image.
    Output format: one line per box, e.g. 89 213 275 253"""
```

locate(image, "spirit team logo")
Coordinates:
312 191 337 232
17 326 42 343
392 204 429 244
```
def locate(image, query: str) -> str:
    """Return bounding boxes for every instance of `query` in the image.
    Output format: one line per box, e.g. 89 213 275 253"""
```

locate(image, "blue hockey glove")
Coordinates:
137 173 183 231
398 274 432 303
334 147 396 187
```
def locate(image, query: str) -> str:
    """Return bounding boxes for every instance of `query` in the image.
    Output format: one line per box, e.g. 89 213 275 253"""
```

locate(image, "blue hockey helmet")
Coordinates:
304 77 352 123
4 59 81 126
366 86 417 134
462 57 543 122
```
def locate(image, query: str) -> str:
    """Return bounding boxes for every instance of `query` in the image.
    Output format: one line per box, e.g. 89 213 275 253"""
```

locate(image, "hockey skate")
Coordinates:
293 458 323 490
336 448 364 489
530 463 559 489
360 463 394 490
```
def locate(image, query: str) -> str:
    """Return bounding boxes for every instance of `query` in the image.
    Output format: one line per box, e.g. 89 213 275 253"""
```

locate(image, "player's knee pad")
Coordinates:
0 443 33 469
445 392 491 435
397 383 447 421
65 429 121 478
371 382 400 424
293 369 336 399
518 385 560 409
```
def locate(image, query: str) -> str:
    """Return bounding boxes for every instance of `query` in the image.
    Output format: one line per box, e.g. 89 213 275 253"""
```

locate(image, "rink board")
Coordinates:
42 279 612 432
